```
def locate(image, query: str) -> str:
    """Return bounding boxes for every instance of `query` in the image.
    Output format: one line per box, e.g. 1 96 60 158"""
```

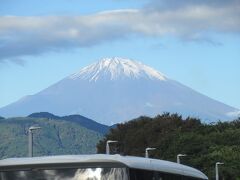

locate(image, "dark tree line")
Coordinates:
97 113 240 180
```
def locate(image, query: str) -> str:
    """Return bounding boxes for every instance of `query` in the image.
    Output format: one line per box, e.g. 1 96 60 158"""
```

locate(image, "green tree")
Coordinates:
97 113 240 179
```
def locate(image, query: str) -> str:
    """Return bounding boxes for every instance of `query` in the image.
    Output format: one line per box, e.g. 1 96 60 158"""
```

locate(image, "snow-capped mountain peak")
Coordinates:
69 57 167 81
0 57 238 124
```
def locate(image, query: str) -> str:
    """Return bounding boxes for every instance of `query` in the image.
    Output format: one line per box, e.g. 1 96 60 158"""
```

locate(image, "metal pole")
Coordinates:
145 148 156 158
28 126 41 157
177 155 180 164
216 162 224 180
145 149 149 158
106 140 118 154
177 154 187 164
216 163 219 180
106 142 110 154
28 129 33 157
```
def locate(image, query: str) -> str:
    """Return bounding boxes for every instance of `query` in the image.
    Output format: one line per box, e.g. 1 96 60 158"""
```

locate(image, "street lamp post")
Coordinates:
177 154 187 164
106 140 118 154
145 148 156 158
216 162 224 180
28 126 41 157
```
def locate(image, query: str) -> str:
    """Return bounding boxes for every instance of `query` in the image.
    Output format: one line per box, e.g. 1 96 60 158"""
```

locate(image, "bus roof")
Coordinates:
0 154 208 179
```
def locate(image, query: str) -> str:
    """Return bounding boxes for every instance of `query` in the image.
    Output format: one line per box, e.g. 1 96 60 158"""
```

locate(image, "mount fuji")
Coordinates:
0 57 239 124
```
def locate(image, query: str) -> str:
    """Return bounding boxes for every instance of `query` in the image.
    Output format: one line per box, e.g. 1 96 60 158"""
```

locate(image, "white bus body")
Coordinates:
0 154 208 180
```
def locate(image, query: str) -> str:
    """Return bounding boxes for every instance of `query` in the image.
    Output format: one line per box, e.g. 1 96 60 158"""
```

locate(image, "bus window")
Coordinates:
0 167 129 180
129 168 157 180
129 168 203 180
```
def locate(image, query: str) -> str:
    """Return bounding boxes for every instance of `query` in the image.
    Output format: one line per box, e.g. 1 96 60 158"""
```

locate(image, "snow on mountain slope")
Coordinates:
69 57 167 81
0 57 239 124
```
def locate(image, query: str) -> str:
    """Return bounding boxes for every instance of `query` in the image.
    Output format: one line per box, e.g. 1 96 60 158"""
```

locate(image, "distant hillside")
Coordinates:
0 116 4 120
0 117 103 159
28 112 110 134
28 112 60 120
97 113 240 179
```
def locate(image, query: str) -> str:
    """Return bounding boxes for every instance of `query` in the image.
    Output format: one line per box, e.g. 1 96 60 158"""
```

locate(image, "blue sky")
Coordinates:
0 0 240 110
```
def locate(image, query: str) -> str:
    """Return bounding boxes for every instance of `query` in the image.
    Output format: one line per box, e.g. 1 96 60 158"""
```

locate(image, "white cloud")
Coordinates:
0 0 240 62
145 102 154 107
226 110 240 118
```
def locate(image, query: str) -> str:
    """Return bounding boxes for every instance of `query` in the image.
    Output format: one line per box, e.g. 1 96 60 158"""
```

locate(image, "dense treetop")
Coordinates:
97 113 240 180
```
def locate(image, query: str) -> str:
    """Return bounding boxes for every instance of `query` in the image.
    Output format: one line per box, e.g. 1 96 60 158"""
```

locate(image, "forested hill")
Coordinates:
28 112 110 134
97 113 240 179
0 117 103 159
